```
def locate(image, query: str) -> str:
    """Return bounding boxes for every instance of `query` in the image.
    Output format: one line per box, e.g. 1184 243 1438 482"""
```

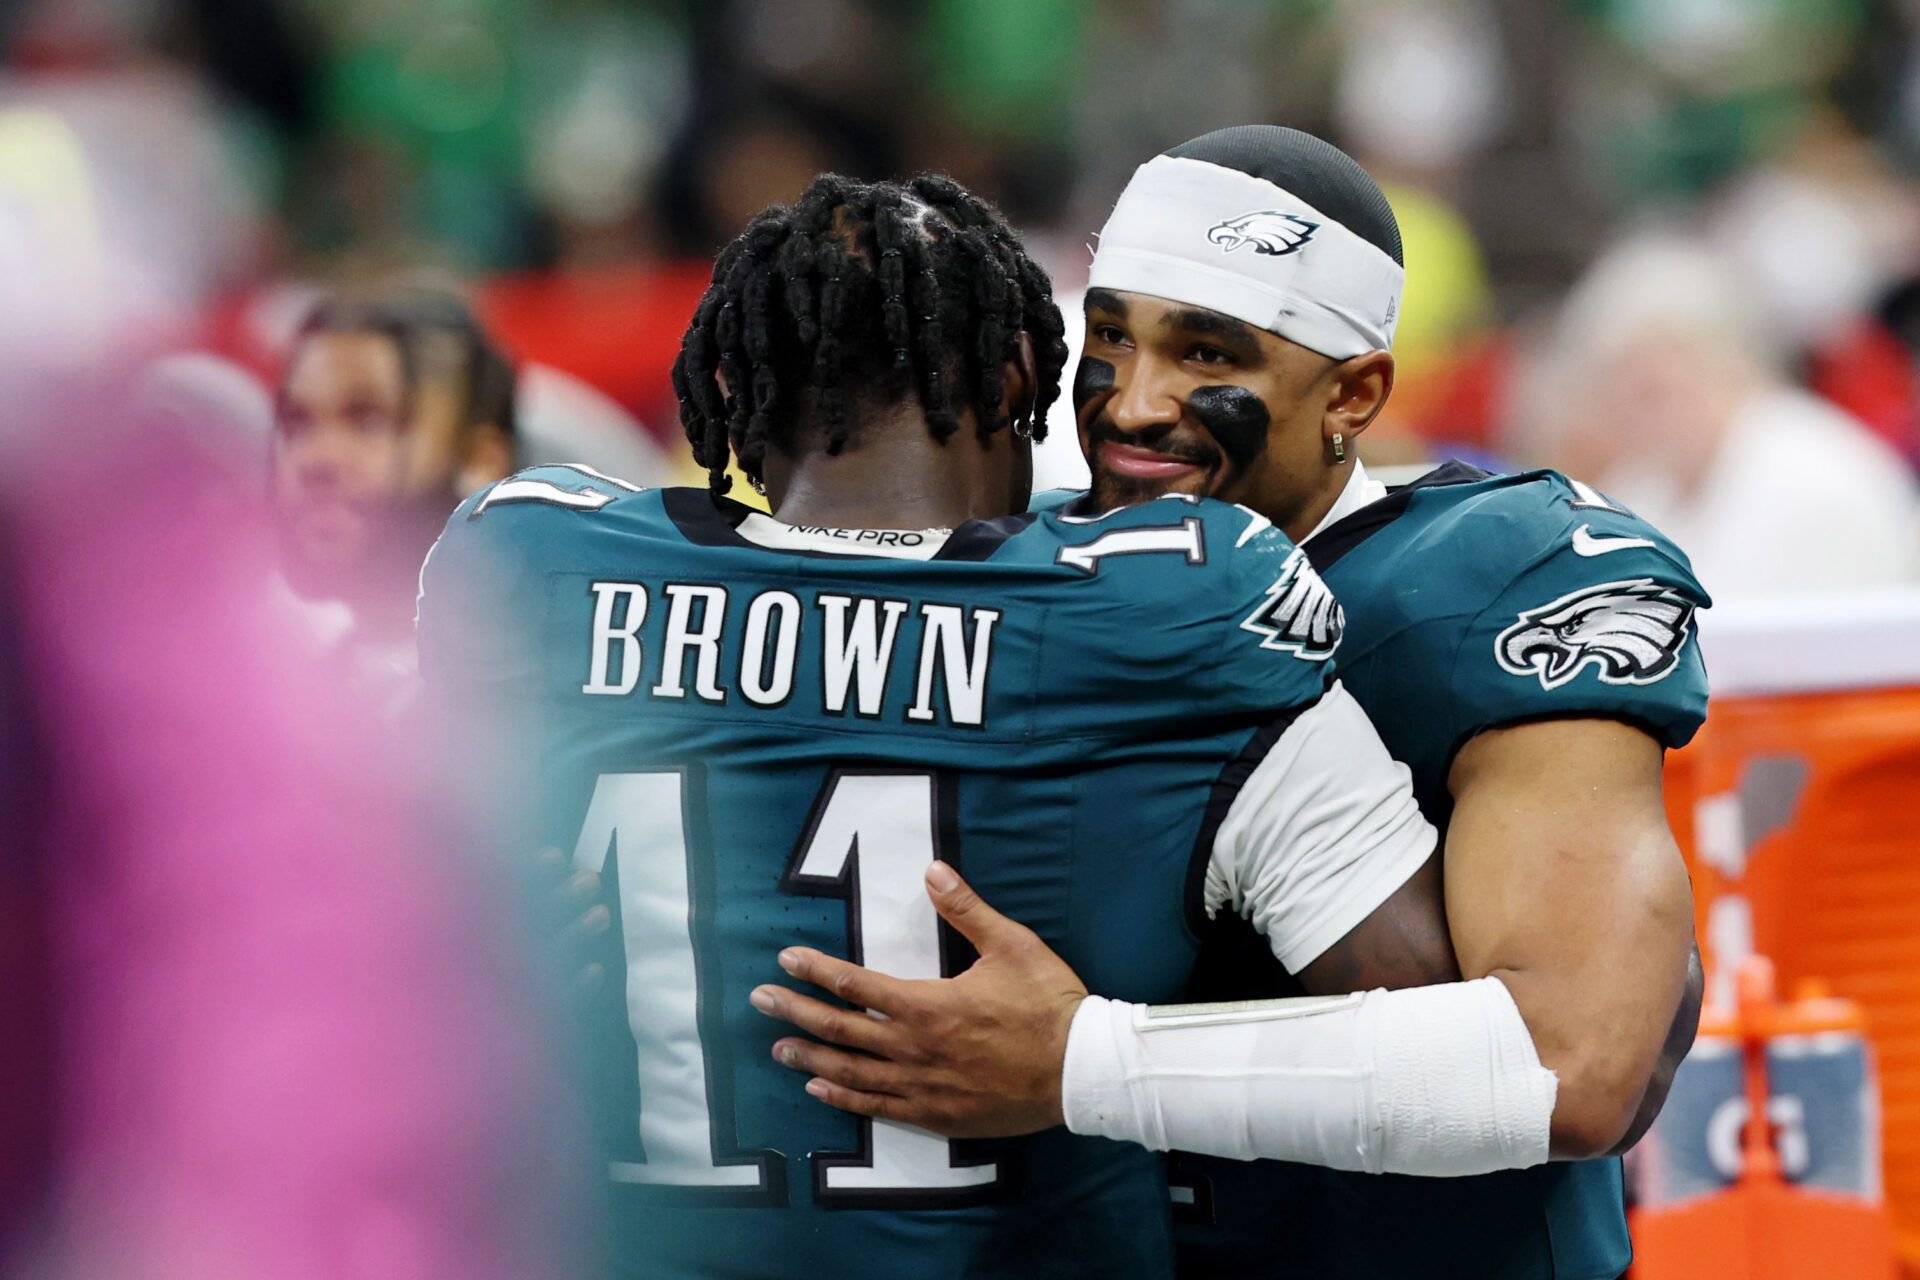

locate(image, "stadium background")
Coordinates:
5 0 1920 1276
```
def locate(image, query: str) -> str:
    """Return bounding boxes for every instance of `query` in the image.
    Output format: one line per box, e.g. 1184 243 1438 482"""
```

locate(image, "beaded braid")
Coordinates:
672 173 1069 494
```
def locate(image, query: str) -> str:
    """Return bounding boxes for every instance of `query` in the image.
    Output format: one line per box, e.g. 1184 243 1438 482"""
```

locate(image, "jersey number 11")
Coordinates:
572 768 1003 1207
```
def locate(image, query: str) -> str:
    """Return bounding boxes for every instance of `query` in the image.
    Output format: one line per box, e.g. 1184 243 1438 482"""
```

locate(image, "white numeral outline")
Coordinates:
573 766 783 1205
574 767 1006 1208
780 770 1004 1207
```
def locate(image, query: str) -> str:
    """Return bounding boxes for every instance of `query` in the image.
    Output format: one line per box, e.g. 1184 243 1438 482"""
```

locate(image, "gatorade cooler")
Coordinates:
1635 986 1880 1207
1630 961 1897 1279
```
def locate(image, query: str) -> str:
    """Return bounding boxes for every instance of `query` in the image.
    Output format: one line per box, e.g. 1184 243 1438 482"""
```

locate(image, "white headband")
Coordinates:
1088 154 1404 360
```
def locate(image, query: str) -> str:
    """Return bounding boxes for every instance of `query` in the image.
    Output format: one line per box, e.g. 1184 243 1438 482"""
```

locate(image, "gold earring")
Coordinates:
1331 432 1347 464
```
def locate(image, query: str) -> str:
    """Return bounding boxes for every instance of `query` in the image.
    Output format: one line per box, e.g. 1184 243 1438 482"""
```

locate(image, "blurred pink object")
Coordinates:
6 400 585 1280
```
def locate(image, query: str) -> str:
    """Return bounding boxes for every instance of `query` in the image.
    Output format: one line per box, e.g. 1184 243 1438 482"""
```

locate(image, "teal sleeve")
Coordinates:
1209 517 1341 717
1450 538 1711 750
416 464 632 690
1034 499 1335 731
414 488 525 691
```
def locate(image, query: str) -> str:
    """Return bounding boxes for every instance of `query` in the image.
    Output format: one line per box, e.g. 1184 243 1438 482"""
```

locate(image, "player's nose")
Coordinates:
1105 368 1184 437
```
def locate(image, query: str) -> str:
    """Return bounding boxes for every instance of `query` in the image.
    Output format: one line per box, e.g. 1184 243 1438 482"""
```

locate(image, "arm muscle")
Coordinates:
1444 718 1696 1158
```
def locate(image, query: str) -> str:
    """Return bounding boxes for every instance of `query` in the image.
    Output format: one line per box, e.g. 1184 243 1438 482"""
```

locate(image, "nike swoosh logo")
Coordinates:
1571 524 1656 557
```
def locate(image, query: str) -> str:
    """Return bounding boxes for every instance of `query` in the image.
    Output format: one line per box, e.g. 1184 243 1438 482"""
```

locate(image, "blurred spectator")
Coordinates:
1333 0 1509 184
271 288 517 713
1515 232 1920 598
1571 0 1870 199
519 0 685 267
0 364 591 1278
656 95 892 255
292 0 544 270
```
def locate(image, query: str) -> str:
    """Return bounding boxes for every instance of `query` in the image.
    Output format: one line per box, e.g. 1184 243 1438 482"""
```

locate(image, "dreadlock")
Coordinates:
672 174 1069 494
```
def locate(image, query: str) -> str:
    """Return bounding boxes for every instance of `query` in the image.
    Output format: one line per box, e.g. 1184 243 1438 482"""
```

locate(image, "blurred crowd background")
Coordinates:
7 1 1920 1277
7 0 1920 592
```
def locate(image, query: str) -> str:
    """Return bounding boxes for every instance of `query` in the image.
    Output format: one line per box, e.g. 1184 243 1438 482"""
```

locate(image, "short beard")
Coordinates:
1090 471 1179 513
1083 418 1222 512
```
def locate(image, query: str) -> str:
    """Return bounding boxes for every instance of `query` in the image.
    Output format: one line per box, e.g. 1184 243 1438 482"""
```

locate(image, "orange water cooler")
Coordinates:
1631 591 1920 1277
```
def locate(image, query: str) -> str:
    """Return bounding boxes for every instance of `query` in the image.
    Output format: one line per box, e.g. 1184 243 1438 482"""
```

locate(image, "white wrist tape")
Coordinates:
1062 978 1556 1177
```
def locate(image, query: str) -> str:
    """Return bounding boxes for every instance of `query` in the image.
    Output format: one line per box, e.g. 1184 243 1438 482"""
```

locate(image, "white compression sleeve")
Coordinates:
1062 978 1557 1177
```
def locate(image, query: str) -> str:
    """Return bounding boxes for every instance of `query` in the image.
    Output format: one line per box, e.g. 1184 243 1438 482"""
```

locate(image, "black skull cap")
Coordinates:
1164 126 1403 267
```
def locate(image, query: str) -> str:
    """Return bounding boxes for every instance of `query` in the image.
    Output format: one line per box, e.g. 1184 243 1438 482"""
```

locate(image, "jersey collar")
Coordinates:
1303 459 1496 574
1301 460 1389 546
735 512 952 560
660 487 1038 563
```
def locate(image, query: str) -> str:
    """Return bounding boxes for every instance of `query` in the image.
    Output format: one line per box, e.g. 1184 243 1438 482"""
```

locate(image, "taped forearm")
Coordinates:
1061 977 1556 1177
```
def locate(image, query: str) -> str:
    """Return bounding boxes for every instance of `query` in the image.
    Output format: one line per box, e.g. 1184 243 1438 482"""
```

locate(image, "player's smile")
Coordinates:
1093 432 1218 484
1099 440 1208 481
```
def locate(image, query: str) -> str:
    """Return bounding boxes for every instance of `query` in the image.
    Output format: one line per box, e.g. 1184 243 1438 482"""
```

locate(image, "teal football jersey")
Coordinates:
1045 463 1711 1280
418 467 1353 1280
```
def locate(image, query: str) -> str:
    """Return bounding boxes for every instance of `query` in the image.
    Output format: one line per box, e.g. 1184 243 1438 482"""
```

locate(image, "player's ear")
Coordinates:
1325 349 1395 445
1002 331 1038 431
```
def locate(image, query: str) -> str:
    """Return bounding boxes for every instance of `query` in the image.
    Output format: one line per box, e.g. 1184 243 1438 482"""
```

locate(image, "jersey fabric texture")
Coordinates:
419 467 1348 1280
1040 462 1711 1280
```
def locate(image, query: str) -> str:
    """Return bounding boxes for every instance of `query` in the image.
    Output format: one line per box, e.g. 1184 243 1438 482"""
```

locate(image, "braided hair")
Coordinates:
672 174 1069 494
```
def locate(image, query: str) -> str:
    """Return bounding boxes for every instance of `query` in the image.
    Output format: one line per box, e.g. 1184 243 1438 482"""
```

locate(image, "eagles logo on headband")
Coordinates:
1090 126 1405 361
1206 211 1319 257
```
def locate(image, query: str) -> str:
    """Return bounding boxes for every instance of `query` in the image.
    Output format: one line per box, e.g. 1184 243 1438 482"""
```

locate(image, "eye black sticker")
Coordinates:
1072 358 1116 415
1186 385 1270 470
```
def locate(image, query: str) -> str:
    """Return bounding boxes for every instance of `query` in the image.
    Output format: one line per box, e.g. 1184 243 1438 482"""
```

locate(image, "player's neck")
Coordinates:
1281 468 1353 544
765 411 1013 531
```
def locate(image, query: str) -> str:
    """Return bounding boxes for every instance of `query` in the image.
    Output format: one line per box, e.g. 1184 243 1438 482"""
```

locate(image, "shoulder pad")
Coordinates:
1039 495 1281 581
417 465 645 686
1037 497 1337 719
1454 525 1711 748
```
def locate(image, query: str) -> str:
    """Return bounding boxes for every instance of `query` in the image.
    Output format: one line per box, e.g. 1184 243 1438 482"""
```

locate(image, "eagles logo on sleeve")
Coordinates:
1241 548 1343 660
1495 578 1696 690
1205 210 1320 257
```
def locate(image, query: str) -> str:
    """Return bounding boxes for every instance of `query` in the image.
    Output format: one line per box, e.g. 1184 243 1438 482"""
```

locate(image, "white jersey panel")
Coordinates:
1204 680 1436 973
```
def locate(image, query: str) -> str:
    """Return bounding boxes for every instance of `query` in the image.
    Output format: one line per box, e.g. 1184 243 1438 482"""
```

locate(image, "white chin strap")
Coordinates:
1089 154 1404 360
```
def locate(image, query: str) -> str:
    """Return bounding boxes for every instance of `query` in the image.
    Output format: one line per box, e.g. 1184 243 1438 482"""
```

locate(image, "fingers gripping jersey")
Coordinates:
418 470 1426 1280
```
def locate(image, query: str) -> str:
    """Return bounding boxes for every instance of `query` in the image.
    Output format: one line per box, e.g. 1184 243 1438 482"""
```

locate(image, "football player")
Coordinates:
760 129 1708 1280
416 173 1567 1278
273 289 517 704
